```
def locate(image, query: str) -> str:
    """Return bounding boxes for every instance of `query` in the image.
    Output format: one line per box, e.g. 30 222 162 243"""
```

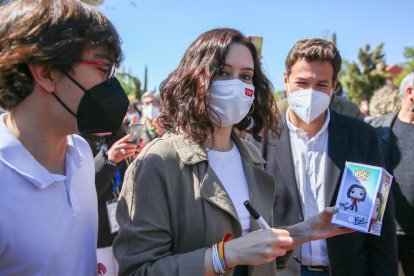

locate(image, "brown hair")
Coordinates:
0 0 123 109
158 28 281 144
285 38 342 82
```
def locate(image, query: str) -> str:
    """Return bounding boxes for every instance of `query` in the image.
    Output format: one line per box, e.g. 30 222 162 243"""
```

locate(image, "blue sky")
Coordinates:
100 0 414 92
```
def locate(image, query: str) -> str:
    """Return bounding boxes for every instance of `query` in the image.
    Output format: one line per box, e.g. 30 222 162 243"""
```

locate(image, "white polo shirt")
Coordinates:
0 113 98 275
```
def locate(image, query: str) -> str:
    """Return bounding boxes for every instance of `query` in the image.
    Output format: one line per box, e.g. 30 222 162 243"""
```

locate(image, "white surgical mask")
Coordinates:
210 79 255 127
143 104 160 120
287 88 331 124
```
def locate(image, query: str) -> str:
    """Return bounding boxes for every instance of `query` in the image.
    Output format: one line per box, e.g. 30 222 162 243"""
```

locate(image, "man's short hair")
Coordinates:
399 72 414 97
285 38 342 82
0 0 123 110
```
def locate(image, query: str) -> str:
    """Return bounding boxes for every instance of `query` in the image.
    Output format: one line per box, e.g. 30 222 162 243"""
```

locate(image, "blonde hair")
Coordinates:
369 85 401 117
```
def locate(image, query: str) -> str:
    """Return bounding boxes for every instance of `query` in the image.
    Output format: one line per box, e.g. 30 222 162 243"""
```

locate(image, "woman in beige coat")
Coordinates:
113 28 351 276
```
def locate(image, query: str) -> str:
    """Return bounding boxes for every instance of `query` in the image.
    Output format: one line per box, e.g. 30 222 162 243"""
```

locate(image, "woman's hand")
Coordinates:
107 134 137 164
286 206 355 250
224 228 293 267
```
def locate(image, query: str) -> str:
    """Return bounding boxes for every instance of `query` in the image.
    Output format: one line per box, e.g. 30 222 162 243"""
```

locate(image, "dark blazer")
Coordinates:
250 110 398 276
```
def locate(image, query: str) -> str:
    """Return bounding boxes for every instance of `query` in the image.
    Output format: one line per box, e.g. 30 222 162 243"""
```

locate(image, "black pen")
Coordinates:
244 200 270 230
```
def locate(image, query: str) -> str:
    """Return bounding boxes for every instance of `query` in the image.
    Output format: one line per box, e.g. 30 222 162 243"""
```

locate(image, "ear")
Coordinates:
330 79 339 101
28 64 60 93
407 87 414 97
283 72 290 96
405 87 414 105
333 79 339 91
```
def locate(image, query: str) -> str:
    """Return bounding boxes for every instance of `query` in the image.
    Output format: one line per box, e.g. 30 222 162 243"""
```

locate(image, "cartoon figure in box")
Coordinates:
369 192 383 231
347 184 367 212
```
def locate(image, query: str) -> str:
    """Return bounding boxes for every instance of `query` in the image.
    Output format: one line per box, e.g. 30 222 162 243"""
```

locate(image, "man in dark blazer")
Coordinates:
250 38 397 276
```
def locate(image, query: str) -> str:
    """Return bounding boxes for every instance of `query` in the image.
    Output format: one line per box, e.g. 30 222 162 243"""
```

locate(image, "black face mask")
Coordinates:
52 72 129 134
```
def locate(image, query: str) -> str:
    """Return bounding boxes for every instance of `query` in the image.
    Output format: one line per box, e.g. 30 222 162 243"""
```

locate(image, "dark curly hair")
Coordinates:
158 28 281 144
0 0 123 110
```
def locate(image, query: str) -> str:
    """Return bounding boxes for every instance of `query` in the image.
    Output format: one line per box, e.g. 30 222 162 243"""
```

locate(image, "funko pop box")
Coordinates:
331 161 393 236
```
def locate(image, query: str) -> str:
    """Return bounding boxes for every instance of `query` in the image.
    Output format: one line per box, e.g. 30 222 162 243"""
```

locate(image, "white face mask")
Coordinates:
287 88 331 124
210 79 255 127
143 104 160 120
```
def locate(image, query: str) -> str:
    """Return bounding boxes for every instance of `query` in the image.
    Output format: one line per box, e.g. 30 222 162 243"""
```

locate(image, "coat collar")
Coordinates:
0 113 85 189
325 110 349 205
171 130 266 166
271 113 304 216
273 110 350 213
171 130 272 234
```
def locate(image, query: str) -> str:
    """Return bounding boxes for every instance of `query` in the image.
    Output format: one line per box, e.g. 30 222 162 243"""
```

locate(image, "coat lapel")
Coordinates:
171 132 240 223
200 165 240 223
233 132 275 232
199 132 276 232
269 114 303 216
325 111 349 205
245 163 275 232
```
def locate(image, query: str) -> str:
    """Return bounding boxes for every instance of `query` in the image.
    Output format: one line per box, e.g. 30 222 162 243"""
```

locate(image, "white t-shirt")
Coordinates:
207 142 250 235
0 113 98 275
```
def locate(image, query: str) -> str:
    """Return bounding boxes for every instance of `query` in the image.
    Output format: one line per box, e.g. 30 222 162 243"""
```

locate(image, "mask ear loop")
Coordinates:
286 78 291 95
61 71 87 93
50 71 87 118
51 92 77 117
248 102 255 115
246 103 255 130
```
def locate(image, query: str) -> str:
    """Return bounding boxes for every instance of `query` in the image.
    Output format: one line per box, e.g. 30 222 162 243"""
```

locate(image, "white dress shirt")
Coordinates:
286 109 330 266
0 113 98 275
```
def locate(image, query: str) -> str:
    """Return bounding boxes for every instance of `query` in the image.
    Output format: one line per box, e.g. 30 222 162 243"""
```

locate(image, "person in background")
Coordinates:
113 28 351 276
82 126 142 276
249 38 397 276
359 99 370 118
369 72 414 276
126 96 141 124
368 84 401 119
0 0 129 275
140 91 165 144
277 81 364 119
330 82 364 119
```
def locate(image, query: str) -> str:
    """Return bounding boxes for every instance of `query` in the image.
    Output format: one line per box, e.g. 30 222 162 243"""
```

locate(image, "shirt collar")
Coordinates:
286 108 331 139
0 113 84 189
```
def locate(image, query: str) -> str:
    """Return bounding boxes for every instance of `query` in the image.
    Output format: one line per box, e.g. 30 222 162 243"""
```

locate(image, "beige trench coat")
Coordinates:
113 131 283 276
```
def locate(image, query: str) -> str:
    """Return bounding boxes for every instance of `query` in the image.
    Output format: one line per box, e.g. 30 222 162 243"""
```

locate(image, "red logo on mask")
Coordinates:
245 88 253 97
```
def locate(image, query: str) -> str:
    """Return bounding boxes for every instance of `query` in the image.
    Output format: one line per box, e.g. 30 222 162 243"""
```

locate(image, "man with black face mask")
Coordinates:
0 0 128 275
